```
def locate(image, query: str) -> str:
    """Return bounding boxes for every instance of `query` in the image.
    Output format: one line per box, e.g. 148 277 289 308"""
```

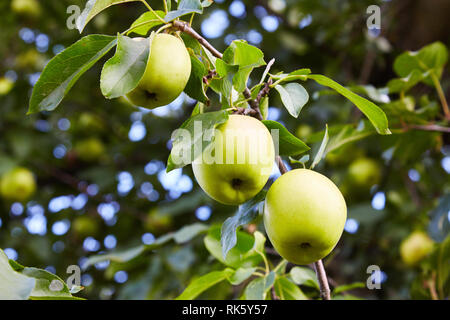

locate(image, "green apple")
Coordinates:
0 167 36 202
348 157 381 188
11 0 41 18
72 216 100 237
126 34 191 109
400 231 434 266
192 115 275 205
295 124 312 140
264 169 347 265
0 78 14 95
144 209 172 234
74 138 105 162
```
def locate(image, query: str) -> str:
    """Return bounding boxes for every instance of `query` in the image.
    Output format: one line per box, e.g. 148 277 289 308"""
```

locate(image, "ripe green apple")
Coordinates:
348 157 381 188
126 34 191 109
192 115 275 205
400 231 434 266
0 167 36 202
74 138 105 162
264 169 347 265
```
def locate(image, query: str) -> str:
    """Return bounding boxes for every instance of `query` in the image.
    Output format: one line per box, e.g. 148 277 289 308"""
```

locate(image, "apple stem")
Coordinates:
173 20 332 301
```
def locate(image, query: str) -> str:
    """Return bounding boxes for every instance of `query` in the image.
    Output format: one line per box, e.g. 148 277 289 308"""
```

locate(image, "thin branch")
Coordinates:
405 123 450 133
313 260 332 300
172 20 223 59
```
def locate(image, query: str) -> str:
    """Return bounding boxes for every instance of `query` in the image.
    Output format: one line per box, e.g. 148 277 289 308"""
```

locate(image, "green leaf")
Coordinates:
428 194 450 242
290 266 320 290
221 190 267 259
435 235 450 297
176 268 234 300
173 223 209 243
28 35 117 114
263 120 310 156
324 122 376 155
271 68 311 83
244 272 275 300
274 277 308 300
310 124 328 169
0 250 35 300
184 49 209 103
204 226 262 269
126 11 165 36
83 245 147 269
387 70 423 94
167 110 229 172
20 268 75 300
83 223 208 269
260 96 269 120
165 0 203 22
100 34 150 99
228 267 256 285
77 0 140 33
307 74 391 135
394 42 448 81
274 83 309 118
222 40 266 92
333 282 365 295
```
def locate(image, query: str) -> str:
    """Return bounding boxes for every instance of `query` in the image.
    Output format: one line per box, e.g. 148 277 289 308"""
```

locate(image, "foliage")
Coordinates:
0 0 449 300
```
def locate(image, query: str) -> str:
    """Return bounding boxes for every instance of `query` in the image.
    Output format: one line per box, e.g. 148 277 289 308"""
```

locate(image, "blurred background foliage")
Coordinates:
0 0 449 300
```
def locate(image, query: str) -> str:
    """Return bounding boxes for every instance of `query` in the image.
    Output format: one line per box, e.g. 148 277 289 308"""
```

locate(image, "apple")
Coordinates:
74 138 105 162
72 216 100 237
400 231 434 266
144 209 172 234
126 34 191 109
0 167 36 202
11 0 41 18
0 78 14 95
295 124 312 140
192 115 275 205
348 157 381 188
264 169 347 265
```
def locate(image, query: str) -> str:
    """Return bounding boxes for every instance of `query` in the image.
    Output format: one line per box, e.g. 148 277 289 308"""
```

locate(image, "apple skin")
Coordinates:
126 34 191 109
400 231 434 266
348 157 381 188
72 216 100 237
264 169 347 265
0 167 36 202
192 115 275 205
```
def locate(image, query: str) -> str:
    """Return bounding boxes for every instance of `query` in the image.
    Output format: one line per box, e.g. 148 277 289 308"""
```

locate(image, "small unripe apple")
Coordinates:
0 167 36 202
400 231 434 266
348 157 381 188
295 124 312 140
144 209 172 234
264 169 347 265
126 34 191 109
72 216 100 237
11 0 41 18
0 78 14 95
74 138 105 162
192 115 275 205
